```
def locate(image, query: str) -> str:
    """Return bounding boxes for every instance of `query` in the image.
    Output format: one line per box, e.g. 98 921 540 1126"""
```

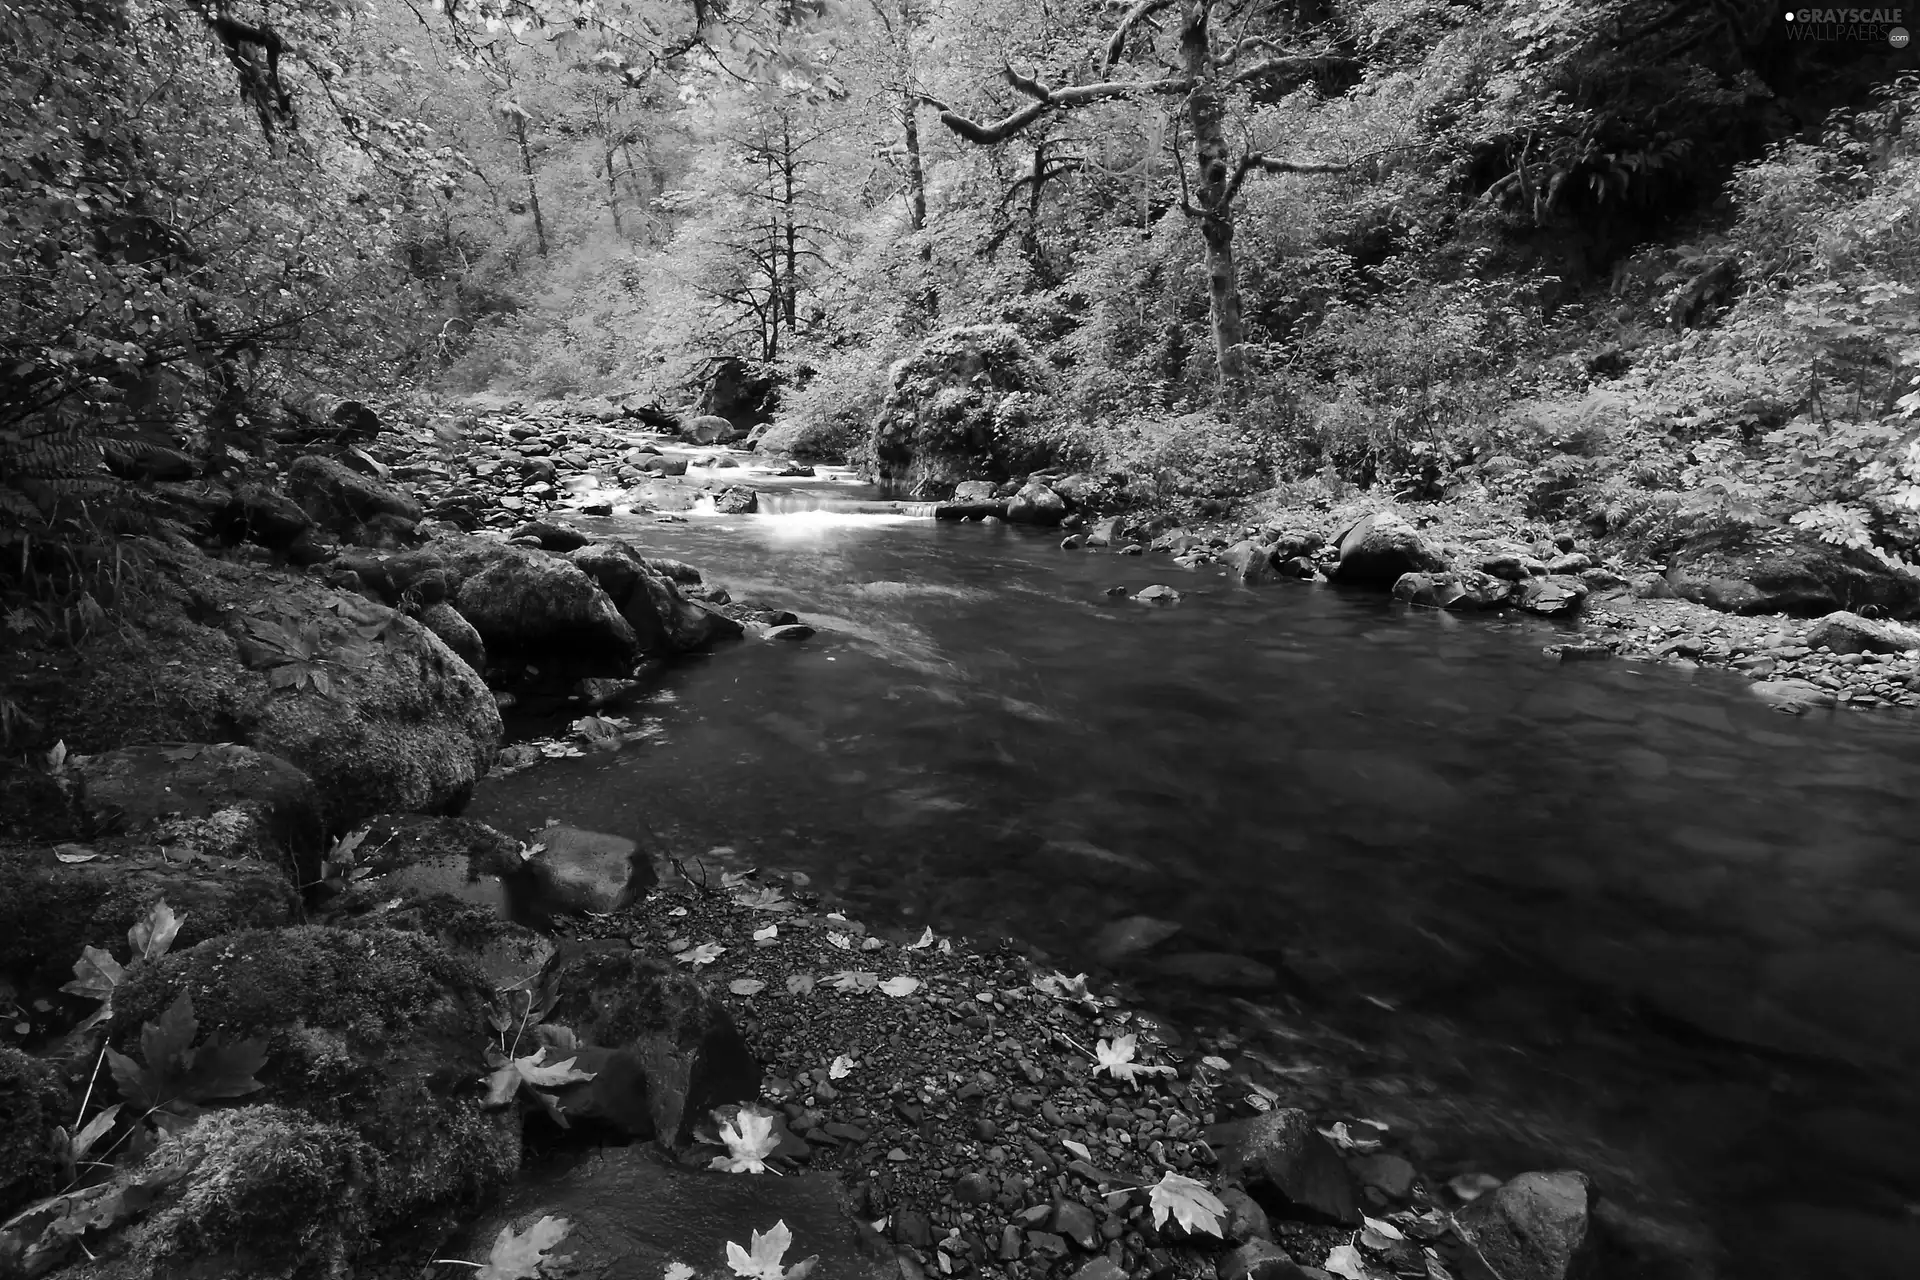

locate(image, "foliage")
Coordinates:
105 993 268 1124
62 900 184 1032
474 1215 572 1280
725 1219 816 1280
710 1108 780 1174
1145 1170 1226 1238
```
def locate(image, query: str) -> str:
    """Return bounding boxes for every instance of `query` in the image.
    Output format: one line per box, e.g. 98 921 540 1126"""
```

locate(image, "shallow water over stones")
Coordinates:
472 510 1920 1278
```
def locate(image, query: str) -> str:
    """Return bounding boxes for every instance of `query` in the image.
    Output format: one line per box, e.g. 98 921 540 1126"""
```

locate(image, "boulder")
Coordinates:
544 941 759 1145
1219 1108 1361 1225
1453 1171 1598 1280
455 548 639 674
448 1146 893 1280
1750 679 1839 713
1135 585 1181 605
1515 575 1589 617
507 521 591 553
567 542 741 656
1262 530 1326 560
867 325 1054 496
953 480 999 503
71 743 325 873
112 926 520 1197
1392 569 1513 611
19 545 499 827
1478 551 1550 581
686 414 738 445
416 600 487 673
286 455 423 543
523 825 651 916
1221 1240 1304 1280
1803 610 1920 655
1085 516 1125 548
643 455 690 477
1330 513 1448 587
1224 541 1280 584
0 1044 69 1217
1665 526 1920 618
227 483 314 550
1006 481 1068 526
712 487 757 515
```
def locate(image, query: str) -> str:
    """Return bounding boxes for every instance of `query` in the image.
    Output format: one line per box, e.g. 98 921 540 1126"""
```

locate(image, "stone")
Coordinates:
1477 552 1548 581
1277 556 1318 579
1391 569 1512 610
228 483 314 549
1007 481 1068 526
450 1145 893 1280
1085 516 1125 548
1352 1154 1416 1201
954 1172 996 1204
507 520 591 552
1665 526 1920 618
1631 572 1675 599
1068 1259 1128 1280
286 454 423 543
1225 540 1280 583
1453 1171 1597 1280
1220 1109 1361 1224
545 940 760 1145
1750 679 1839 713
524 825 651 915
765 624 816 641
1222 1240 1303 1280
70 742 326 877
1547 552 1593 574
1803 610 1920 655
713 487 758 514
643 455 690 476
1060 534 1088 550
1218 1186 1273 1243
953 480 998 503
1331 513 1448 587
1135 585 1181 605
455 546 639 674
416 600 487 673
1263 530 1326 560
1546 642 1613 662
1051 1198 1099 1249
566 542 739 657
1515 575 1589 617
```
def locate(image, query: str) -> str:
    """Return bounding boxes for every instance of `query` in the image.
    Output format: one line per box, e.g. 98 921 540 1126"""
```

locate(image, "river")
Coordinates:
471 495 1920 1278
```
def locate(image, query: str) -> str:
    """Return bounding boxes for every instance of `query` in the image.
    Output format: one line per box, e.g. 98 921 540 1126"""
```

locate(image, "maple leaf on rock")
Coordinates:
484 1049 596 1126
106 993 267 1114
127 901 183 961
711 1108 782 1174
826 970 878 993
726 1219 817 1279
1147 1171 1227 1237
1093 1034 1175 1087
677 942 726 969
476 1215 572 1280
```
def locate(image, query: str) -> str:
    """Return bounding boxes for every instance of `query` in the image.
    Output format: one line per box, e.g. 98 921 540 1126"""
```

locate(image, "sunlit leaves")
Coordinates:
1146 1171 1226 1237
711 1108 781 1174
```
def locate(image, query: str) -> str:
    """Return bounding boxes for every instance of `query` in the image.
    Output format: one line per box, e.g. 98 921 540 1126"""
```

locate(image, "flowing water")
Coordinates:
472 490 1920 1277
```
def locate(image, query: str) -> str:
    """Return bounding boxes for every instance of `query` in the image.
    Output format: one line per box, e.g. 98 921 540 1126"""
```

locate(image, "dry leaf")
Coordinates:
730 979 767 996
1324 1244 1370 1280
475 1215 571 1280
711 1109 781 1174
878 976 921 998
1147 1171 1226 1237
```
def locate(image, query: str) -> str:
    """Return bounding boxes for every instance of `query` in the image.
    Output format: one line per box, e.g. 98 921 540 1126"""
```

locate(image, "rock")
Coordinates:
1515 575 1589 617
104 441 199 482
713 487 758 515
110 926 521 1244
1665 526 1920 618
228 483 314 549
0 1044 69 1216
1352 1154 1416 1201
1453 1171 1597 1280
71 742 326 877
26 545 499 827
451 1146 892 1280
1092 916 1182 963
1391 570 1512 610
1631 571 1675 599
1479 552 1549 581
1546 641 1613 662
1135 585 1181 605
1060 534 1087 550
1085 516 1125 548
1225 540 1280 583
507 520 591 552
1331 513 1449 587
1803 610 1920 655
1547 552 1593 574
1750 679 1839 713
455 547 639 674
1068 1259 1129 1280
1218 1186 1273 1243
524 825 650 915
416 600 487 672
644 455 691 476
1151 952 1277 989
1007 481 1068 526
868 325 1052 496
1222 1240 1303 1280
953 480 999 503
1050 1198 1099 1249
544 940 760 1145
286 454 423 543
1277 556 1318 580
567 542 741 656
764 624 816 641
1220 1108 1361 1224
1263 530 1326 560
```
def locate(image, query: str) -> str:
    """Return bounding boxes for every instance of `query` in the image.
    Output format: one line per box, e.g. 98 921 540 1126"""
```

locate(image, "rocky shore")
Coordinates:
1 389 1885 1280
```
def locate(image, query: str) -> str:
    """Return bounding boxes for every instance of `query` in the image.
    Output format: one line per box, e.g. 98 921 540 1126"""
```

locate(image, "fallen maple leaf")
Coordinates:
730 979 767 996
676 942 726 968
1147 1171 1227 1238
828 1054 854 1080
826 970 878 993
475 1215 571 1280
906 927 935 950
1324 1243 1370 1280
825 932 852 950
711 1108 781 1174
663 1264 696 1280
1032 971 1100 1008
786 973 815 995
1093 1034 1175 1088
752 924 778 941
878 976 921 998
725 1219 817 1279
734 887 792 911
483 1049 596 1127
128 901 184 962
1360 1215 1405 1250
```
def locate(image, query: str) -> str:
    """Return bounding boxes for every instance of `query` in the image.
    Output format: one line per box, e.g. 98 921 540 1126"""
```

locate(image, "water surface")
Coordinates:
473 506 1920 1277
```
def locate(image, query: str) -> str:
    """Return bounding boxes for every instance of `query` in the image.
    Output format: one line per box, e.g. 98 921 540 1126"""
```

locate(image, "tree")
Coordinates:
927 0 1355 397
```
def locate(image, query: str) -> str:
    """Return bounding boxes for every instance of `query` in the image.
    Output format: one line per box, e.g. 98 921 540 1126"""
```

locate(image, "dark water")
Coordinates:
472 505 1920 1277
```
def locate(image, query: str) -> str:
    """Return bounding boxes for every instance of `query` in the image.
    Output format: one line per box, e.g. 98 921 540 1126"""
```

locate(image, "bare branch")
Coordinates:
1223 150 1349 206
1104 0 1178 72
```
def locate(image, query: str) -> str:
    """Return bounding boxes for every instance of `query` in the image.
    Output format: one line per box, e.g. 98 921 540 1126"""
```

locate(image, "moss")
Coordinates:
0 1044 68 1217
865 325 1060 497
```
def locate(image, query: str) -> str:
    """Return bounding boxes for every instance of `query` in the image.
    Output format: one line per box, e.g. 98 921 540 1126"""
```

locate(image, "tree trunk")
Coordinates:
781 119 799 334
602 135 624 236
512 115 548 258
1180 0 1245 397
902 92 928 234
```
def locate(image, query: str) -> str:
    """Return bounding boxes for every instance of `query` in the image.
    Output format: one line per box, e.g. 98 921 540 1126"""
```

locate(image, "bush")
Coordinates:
1102 412 1271 503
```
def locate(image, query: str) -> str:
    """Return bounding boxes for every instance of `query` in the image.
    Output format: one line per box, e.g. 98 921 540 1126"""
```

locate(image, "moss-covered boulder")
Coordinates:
7 543 500 828
0 845 298 985
286 455 423 546
864 325 1057 498
0 1045 67 1218
566 542 741 657
111 927 519 1234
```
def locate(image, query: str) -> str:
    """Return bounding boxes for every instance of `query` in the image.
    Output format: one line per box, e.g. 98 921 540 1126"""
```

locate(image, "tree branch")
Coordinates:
1103 0 1177 72
1223 151 1349 206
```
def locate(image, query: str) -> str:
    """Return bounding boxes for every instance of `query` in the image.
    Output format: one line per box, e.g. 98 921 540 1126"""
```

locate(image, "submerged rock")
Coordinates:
1391 569 1512 610
1218 1108 1361 1225
524 825 651 915
1135 585 1181 605
1453 1171 1597 1280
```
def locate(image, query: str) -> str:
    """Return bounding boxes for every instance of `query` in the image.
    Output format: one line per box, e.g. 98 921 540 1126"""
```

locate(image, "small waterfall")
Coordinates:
754 491 938 517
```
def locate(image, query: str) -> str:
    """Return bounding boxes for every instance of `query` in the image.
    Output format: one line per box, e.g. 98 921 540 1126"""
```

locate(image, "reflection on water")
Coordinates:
472 513 1920 1277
